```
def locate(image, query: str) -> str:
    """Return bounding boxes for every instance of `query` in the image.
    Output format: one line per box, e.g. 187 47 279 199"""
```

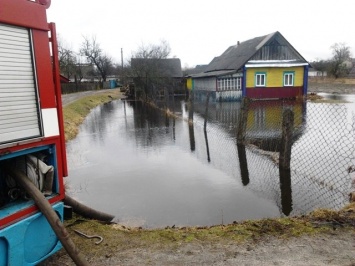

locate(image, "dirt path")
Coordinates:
61 89 117 106
41 224 355 266
106 231 354 266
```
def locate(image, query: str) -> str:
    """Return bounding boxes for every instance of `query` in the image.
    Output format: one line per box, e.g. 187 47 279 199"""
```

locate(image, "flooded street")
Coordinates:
66 96 355 228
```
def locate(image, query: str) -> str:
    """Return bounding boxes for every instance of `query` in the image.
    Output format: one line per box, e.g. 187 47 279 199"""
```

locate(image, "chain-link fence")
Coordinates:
180 91 355 216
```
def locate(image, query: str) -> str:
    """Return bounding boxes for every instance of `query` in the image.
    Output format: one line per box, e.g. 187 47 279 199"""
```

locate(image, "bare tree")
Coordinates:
131 40 174 100
329 43 352 78
310 59 330 77
80 36 114 84
57 37 77 80
57 36 89 84
133 40 171 59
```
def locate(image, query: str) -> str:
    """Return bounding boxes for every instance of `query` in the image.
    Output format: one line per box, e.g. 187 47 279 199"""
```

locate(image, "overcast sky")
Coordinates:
47 0 354 68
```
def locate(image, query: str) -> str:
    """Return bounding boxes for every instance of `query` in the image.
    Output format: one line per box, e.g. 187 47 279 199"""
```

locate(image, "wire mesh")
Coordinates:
184 91 355 216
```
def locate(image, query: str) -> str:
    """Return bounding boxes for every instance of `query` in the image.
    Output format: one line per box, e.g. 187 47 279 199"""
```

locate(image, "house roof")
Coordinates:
191 70 236 78
204 31 308 74
184 64 208 76
131 58 183 78
60 74 70 83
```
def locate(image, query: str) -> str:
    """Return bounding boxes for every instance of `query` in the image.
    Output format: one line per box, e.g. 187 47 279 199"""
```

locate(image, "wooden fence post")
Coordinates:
188 92 194 124
204 92 211 131
279 109 294 170
237 144 250 186
237 97 250 145
204 130 211 162
189 123 195 151
279 108 294 216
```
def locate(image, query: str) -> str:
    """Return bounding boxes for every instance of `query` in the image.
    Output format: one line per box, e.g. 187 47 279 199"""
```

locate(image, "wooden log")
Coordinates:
4 166 89 266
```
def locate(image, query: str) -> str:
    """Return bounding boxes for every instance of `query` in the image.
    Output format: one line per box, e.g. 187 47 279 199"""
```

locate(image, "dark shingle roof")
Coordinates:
204 33 273 72
204 31 308 74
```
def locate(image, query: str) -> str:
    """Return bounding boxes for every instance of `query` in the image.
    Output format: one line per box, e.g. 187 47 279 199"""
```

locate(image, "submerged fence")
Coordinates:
179 91 355 216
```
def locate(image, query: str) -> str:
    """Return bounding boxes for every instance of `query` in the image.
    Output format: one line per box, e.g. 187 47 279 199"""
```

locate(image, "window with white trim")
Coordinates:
255 73 266 87
217 77 242 91
284 72 294 86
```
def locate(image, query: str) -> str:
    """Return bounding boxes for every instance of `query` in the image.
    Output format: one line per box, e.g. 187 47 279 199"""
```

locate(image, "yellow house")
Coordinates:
190 32 310 101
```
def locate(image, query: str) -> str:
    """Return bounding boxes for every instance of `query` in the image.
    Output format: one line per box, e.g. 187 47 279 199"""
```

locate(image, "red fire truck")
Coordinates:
0 0 67 264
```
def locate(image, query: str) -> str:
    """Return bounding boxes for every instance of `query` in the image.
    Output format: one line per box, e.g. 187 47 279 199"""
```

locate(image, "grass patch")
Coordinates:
63 90 121 141
57 203 355 260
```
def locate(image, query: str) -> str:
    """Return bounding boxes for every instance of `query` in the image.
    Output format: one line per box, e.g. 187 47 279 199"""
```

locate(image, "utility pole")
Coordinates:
121 48 124 84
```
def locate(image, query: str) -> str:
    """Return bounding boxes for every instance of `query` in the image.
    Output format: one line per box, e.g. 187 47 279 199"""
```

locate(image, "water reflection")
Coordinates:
66 95 354 228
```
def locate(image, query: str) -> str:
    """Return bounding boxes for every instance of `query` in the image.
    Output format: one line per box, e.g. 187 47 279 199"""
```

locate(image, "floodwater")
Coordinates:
66 95 355 228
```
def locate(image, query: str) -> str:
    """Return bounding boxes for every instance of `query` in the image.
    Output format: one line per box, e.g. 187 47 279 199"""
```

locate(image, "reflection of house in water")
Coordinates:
192 99 306 152
246 100 306 151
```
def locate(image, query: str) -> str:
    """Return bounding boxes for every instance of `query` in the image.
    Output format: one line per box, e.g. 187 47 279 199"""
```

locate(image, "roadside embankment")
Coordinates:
62 89 122 141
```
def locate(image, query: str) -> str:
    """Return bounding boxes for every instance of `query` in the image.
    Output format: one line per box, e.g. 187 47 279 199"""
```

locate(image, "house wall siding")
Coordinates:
193 77 216 91
186 78 193 90
246 67 304 88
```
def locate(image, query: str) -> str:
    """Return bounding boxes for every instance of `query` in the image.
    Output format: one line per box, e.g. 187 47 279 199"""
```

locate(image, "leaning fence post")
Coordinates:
237 97 250 145
204 92 211 131
237 144 250 186
236 97 250 185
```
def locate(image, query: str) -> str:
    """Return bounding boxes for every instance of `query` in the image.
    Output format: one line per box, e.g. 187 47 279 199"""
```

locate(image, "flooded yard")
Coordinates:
65 95 355 228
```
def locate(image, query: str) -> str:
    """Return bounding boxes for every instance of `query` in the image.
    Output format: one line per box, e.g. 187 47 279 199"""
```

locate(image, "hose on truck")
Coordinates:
4 165 90 266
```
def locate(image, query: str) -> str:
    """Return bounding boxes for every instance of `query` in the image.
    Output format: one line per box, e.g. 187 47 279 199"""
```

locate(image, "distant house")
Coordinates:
189 31 310 101
131 58 184 96
308 67 327 77
60 74 70 83
346 58 355 79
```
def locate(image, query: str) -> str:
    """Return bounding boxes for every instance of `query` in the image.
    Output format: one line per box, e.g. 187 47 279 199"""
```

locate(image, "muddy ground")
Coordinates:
41 84 355 266
41 213 355 266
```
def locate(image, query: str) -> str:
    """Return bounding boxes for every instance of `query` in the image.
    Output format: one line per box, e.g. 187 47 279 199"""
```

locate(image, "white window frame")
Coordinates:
284 72 294 87
255 73 266 87
217 77 243 91
236 77 242 91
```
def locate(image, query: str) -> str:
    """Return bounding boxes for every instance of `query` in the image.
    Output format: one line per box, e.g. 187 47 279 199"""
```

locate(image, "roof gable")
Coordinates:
204 31 308 73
